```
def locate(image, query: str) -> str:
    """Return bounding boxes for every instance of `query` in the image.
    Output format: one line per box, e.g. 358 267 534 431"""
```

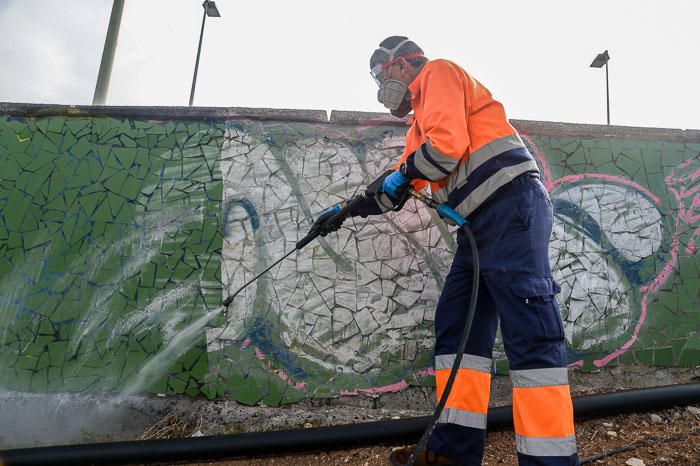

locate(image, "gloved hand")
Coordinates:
381 170 411 199
309 203 347 237
358 170 411 216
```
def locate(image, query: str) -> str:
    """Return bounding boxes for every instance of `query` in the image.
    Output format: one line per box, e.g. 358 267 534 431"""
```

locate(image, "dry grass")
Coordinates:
139 413 204 441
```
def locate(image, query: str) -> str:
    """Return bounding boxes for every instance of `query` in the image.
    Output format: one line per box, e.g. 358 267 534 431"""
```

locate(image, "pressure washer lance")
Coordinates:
221 193 370 307
220 188 480 466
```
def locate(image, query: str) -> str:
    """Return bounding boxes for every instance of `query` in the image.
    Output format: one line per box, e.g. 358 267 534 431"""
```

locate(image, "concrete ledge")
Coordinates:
512 119 700 142
0 102 328 123
2 102 698 142
328 110 407 127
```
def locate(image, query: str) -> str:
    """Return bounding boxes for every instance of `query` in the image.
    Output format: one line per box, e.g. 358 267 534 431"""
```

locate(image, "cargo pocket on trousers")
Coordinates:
510 277 565 343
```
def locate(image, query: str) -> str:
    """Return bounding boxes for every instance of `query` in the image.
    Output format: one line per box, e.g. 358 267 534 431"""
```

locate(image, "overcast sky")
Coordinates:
1 0 698 129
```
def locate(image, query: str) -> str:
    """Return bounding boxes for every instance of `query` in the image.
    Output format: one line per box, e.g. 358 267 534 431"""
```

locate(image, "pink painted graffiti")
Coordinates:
666 162 700 242
594 217 680 367
525 135 689 368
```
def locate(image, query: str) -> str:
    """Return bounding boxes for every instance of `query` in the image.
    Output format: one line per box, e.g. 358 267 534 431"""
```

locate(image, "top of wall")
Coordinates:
1 102 699 143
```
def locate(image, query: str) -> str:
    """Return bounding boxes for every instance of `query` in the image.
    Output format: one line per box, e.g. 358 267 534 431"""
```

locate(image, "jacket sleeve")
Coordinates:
349 192 408 217
403 63 470 182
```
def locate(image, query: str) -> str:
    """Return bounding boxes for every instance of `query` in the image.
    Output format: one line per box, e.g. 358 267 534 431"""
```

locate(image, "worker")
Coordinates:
312 36 579 466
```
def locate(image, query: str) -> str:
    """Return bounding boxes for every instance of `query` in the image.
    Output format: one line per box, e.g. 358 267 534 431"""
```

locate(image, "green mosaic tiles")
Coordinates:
523 134 700 370
0 115 223 397
1 109 699 407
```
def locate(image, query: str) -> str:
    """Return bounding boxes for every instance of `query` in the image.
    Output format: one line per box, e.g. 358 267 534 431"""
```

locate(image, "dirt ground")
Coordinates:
183 405 700 466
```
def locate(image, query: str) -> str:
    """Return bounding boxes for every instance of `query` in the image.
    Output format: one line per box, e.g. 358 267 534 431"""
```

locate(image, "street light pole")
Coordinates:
605 59 610 125
189 8 207 106
189 1 221 106
590 50 611 125
93 0 125 105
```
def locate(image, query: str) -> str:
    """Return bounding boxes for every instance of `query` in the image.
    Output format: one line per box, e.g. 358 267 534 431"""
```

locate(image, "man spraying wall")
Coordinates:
312 36 580 466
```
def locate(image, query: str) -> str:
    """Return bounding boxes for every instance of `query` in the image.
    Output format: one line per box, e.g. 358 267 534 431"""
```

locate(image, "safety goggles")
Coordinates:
369 53 424 87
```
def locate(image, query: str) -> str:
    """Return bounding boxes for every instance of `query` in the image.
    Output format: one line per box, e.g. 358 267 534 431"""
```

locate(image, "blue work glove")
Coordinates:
310 203 346 237
358 170 411 215
381 170 411 199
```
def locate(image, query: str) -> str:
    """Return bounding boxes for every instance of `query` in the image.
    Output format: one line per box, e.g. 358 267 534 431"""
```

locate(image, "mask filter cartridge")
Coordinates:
379 79 409 111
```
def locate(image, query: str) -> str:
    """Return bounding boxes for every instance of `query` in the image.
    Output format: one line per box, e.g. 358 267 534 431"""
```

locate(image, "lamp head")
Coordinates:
203 1 221 17
590 50 610 68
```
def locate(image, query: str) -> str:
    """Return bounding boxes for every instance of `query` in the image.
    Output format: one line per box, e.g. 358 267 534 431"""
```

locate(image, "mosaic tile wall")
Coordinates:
0 114 224 397
1 107 699 406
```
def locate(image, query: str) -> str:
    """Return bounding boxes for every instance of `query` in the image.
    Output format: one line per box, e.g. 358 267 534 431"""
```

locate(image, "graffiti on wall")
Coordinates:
209 122 455 402
527 136 700 370
0 109 699 406
208 121 700 404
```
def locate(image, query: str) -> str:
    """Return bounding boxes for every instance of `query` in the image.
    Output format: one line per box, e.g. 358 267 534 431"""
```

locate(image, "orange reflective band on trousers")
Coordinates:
435 367 491 415
512 385 575 438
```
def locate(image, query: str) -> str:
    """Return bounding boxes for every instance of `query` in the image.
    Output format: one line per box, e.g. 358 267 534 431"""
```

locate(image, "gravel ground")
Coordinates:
178 405 700 466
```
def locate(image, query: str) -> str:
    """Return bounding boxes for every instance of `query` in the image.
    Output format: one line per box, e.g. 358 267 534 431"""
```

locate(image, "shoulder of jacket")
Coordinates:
426 59 460 70
422 59 465 79
412 60 464 94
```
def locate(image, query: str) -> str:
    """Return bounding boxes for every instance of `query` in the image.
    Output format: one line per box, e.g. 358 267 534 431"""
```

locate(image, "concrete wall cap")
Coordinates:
1 102 698 141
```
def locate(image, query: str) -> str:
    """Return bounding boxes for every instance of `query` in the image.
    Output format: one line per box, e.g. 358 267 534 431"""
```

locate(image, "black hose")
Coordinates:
1 383 698 465
580 426 700 464
224 188 477 465
407 224 479 466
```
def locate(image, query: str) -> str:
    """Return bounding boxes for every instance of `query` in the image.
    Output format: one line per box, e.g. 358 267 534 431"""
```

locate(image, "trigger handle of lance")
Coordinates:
407 189 468 227
295 191 370 250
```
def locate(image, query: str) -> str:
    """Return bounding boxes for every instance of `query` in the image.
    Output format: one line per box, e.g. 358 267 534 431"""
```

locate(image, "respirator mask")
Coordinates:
370 39 424 118
376 80 411 117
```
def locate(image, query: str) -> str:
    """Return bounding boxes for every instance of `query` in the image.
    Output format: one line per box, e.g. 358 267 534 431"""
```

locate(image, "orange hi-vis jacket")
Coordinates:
396 59 538 218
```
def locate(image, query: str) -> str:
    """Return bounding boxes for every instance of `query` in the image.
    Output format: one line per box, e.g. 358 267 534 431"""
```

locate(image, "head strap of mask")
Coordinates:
377 38 412 63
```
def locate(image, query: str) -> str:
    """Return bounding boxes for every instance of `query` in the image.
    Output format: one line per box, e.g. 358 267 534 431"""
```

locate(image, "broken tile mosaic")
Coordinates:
1 110 699 406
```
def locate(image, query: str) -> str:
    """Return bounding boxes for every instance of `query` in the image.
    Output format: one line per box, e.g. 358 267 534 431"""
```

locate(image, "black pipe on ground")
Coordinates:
1 383 698 466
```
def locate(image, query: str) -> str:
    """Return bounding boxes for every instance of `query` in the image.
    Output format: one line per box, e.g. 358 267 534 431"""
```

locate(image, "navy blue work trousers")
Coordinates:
427 173 580 466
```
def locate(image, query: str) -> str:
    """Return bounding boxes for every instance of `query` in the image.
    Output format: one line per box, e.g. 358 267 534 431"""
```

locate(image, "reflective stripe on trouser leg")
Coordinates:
429 233 499 465
435 353 492 430
511 367 577 457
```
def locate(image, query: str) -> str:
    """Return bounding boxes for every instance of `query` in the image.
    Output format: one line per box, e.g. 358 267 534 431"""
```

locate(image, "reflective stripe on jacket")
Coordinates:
396 59 538 218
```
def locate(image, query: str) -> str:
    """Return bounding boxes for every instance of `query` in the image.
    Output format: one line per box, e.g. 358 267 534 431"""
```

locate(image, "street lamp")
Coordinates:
590 50 611 125
189 1 221 106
